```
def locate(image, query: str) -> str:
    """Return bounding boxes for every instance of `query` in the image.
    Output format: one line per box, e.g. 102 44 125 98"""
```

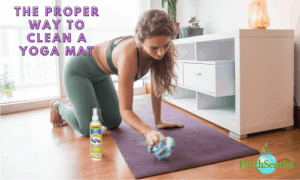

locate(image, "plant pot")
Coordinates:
5 89 13 98
187 28 204 37
179 27 204 38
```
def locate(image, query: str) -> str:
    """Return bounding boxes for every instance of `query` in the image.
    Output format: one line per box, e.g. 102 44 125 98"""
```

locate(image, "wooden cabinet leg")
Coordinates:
230 131 248 140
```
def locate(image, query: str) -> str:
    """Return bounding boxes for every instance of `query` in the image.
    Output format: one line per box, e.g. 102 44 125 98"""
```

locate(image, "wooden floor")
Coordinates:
1 94 299 179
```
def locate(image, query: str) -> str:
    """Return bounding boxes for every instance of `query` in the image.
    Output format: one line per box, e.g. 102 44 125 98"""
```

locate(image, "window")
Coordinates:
1 0 149 113
0 0 58 104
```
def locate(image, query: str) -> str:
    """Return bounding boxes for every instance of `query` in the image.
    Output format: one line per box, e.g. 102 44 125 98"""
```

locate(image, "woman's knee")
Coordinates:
80 120 121 136
82 132 90 137
106 118 122 129
100 111 122 129
78 111 122 136
79 122 92 137
80 127 90 137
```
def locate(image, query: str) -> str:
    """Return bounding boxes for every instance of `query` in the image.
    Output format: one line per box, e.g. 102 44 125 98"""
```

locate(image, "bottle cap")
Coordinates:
92 108 99 121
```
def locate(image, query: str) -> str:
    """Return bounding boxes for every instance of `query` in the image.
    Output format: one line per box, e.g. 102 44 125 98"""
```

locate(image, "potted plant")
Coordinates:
0 74 16 98
161 0 180 39
179 16 204 38
187 16 203 37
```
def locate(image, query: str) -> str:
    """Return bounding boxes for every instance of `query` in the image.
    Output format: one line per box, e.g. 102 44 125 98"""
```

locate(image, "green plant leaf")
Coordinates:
169 0 175 7
266 147 269 150
260 150 262 154
265 142 268 147
168 1 176 22
162 0 167 8
263 147 266 153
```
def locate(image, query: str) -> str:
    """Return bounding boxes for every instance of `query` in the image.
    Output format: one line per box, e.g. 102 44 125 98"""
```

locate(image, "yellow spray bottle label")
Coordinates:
90 125 102 159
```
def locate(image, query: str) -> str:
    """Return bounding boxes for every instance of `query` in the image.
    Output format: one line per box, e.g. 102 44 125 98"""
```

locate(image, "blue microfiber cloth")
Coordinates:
147 136 175 161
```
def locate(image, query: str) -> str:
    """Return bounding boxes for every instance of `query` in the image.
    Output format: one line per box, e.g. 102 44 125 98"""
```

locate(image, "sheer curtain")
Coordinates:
1 0 150 114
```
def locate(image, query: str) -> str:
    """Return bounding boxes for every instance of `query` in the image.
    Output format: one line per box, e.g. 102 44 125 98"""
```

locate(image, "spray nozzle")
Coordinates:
92 108 99 121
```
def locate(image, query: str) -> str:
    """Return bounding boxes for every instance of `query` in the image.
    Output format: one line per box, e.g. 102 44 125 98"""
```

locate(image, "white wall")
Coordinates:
150 0 300 106
151 0 198 28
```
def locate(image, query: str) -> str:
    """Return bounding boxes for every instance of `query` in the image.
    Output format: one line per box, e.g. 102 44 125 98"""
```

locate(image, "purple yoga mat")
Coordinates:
109 97 259 179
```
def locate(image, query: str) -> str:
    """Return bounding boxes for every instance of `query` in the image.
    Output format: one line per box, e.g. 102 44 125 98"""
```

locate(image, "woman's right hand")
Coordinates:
144 129 167 148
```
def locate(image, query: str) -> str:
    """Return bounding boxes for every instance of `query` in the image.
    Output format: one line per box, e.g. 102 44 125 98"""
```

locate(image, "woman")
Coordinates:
50 9 183 148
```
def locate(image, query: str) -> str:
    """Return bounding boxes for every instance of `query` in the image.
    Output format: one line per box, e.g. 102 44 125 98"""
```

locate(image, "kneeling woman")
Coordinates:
50 9 184 148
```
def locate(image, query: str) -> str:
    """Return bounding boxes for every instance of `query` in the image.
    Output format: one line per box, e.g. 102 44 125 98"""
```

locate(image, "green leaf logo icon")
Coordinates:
260 142 272 155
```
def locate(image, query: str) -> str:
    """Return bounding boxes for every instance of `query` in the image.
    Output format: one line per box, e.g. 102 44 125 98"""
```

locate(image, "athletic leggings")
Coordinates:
55 48 122 137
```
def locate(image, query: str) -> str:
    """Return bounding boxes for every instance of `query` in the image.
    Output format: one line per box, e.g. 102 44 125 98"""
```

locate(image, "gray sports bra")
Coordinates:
106 35 147 81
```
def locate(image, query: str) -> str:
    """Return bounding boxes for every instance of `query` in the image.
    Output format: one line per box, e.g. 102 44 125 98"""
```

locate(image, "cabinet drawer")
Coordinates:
183 61 235 96
183 63 216 93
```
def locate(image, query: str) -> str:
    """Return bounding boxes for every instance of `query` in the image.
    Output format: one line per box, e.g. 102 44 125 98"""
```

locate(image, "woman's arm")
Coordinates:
117 51 153 137
151 71 163 125
150 69 184 129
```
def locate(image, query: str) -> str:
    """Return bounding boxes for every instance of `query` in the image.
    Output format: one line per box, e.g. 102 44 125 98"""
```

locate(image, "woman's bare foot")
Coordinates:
61 119 68 126
50 100 67 127
61 98 72 125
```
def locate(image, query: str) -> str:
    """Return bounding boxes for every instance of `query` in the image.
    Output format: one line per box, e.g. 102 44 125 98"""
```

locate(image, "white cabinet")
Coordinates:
163 29 294 139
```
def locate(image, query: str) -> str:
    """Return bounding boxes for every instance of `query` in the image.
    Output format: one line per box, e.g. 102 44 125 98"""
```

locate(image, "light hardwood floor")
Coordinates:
1 94 299 179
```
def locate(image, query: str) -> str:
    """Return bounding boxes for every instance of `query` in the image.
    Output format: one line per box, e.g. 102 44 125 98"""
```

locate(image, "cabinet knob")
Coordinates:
194 72 202 75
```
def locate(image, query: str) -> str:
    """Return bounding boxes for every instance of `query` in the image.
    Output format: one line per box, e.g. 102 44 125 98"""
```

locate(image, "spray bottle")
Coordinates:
90 108 102 161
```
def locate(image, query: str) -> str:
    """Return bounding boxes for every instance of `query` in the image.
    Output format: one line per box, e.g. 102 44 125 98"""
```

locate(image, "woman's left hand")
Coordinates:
156 121 184 129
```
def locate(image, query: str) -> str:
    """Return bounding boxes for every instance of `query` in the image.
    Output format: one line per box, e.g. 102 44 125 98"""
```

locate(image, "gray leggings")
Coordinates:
55 48 122 136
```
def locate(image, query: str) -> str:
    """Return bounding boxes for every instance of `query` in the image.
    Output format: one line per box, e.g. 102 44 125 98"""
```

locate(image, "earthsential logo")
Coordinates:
239 142 294 174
